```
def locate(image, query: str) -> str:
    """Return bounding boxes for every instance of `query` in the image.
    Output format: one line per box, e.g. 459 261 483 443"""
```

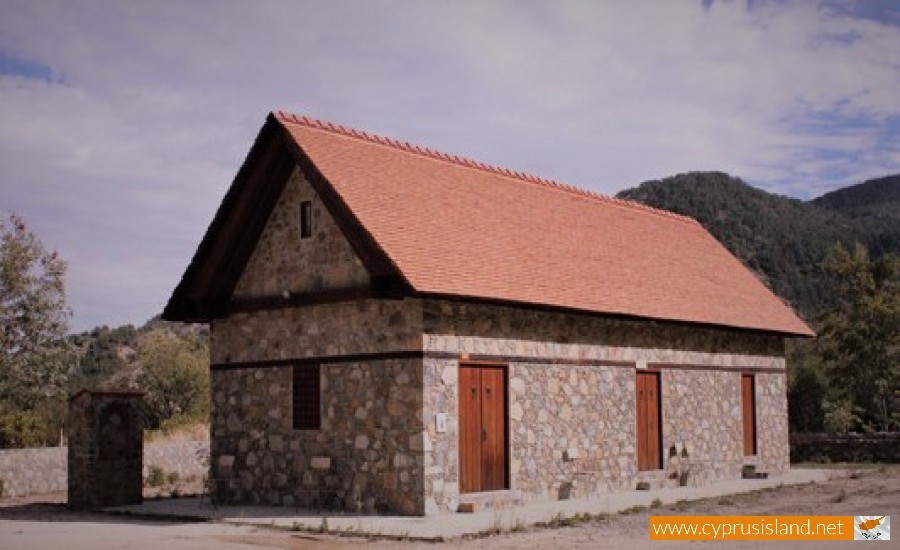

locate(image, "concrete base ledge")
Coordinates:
105 468 838 540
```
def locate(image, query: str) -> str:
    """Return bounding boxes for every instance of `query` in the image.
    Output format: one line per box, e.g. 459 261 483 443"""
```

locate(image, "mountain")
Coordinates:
812 174 900 216
616 172 899 320
811 174 900 257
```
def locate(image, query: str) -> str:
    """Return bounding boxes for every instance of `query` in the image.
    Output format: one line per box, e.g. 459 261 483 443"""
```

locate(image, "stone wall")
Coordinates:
210 359 425 514
0 435 209 500
790 433 900 463
209 296 790 515
421 299 789 512
210 163 430 514
512 363 638 499
233 167 369 299
421 300 784 365
209 298 426 514
210 298 422 364
144 433 209 482
755 372 790 472
0 446 66 498
68 391 144 508
661 369 743 484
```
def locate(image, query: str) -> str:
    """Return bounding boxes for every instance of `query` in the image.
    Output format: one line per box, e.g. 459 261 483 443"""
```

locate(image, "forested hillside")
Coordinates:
812 174 900 258
616 172 899 319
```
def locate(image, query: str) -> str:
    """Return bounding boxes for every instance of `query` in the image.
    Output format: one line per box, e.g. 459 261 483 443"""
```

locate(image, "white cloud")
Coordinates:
0 0 898 330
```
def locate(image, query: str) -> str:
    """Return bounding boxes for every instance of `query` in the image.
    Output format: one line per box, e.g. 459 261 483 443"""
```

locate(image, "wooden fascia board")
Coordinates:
205 140 296 318
162 117 283 321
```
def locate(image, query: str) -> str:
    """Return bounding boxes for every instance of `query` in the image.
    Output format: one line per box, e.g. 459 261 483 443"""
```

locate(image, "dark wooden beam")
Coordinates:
207 144 297 318
223 285 378 315
211 350 424 371
163 117 283 322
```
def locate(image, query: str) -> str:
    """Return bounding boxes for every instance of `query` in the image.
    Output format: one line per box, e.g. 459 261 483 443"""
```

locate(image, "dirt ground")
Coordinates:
2 466 897 549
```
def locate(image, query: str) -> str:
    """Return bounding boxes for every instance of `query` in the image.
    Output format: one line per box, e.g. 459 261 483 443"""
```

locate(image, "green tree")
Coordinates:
819 243 899 431
786 339 826 432
68 324 138 393
138 327 209 429
0 213 72 447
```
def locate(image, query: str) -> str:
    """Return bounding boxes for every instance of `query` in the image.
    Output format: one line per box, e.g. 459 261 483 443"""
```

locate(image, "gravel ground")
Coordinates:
2 465 897 549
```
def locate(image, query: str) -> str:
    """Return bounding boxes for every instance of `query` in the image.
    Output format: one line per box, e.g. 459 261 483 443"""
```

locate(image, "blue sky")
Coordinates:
1 0 899 331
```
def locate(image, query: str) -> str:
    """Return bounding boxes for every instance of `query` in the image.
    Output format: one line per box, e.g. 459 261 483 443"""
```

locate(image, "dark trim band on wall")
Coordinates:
425 351 636 368
430 352 783 373
648 362 785 374
210 350 785 374
211 350 424 371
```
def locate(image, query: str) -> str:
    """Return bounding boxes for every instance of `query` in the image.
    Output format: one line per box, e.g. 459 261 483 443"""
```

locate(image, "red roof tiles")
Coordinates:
273 111 813 336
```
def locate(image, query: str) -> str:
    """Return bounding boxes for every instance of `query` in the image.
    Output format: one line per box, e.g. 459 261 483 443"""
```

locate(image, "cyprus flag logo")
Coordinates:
855 516 890 540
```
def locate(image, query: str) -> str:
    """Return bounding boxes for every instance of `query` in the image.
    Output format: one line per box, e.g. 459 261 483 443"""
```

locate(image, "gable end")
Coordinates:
162 114 409 322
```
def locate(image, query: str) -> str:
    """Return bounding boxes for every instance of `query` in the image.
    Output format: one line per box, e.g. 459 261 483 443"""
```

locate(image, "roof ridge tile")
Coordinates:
274 110 700 227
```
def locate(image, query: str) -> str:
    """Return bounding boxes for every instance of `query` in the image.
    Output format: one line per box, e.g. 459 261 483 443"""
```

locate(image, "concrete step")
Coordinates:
636 471 679 491
742 464 769 479
457 489 519 513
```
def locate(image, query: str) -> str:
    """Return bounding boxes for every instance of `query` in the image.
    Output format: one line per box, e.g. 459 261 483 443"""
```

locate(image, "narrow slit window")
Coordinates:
293 364 321 430
299 201 312 239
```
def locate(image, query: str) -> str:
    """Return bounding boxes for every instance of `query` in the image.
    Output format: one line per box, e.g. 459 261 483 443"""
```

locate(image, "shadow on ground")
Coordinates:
0 500 208 525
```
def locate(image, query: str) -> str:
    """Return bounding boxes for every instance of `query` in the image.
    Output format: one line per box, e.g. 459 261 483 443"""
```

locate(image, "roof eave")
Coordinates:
415 290 815 338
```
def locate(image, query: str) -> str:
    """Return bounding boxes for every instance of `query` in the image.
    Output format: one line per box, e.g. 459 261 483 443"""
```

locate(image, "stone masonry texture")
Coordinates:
233 167 369 299
419 300 788 513
210 359 424 514
0 435 208 500
0 446 66 498
67 391 143 509
207 160 792 515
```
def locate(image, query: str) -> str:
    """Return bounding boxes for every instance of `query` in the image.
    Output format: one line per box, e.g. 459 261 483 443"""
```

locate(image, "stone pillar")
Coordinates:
68 389 144 509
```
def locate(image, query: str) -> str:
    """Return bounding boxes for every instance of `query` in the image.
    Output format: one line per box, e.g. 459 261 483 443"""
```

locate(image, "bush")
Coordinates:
0 409 51 448
138 328 209 430
146 465 165 488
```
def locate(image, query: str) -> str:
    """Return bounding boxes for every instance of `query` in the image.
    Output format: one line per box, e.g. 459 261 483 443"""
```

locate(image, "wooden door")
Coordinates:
459 365 482 493
459 364 507 493
741 374 757 456
636 371 662 471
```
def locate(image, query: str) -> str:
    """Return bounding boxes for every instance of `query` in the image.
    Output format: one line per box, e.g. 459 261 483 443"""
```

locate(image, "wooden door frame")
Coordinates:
458 360 510 493
636 369 663 471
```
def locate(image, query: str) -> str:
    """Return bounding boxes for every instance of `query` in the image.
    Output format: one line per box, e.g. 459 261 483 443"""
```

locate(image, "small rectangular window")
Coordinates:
299 201 312 239
293 364 321 430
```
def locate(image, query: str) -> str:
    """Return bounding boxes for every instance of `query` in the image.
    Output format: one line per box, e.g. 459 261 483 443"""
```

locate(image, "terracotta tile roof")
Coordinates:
273 111 813 336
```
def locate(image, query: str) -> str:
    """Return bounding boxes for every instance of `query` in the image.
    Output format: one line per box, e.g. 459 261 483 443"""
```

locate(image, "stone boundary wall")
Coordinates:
790 433 900 463
143 434 210 481
0 446 66 498
0 434 209 499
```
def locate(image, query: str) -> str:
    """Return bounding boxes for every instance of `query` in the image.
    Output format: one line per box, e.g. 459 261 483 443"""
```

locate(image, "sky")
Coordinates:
1 0 899 332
